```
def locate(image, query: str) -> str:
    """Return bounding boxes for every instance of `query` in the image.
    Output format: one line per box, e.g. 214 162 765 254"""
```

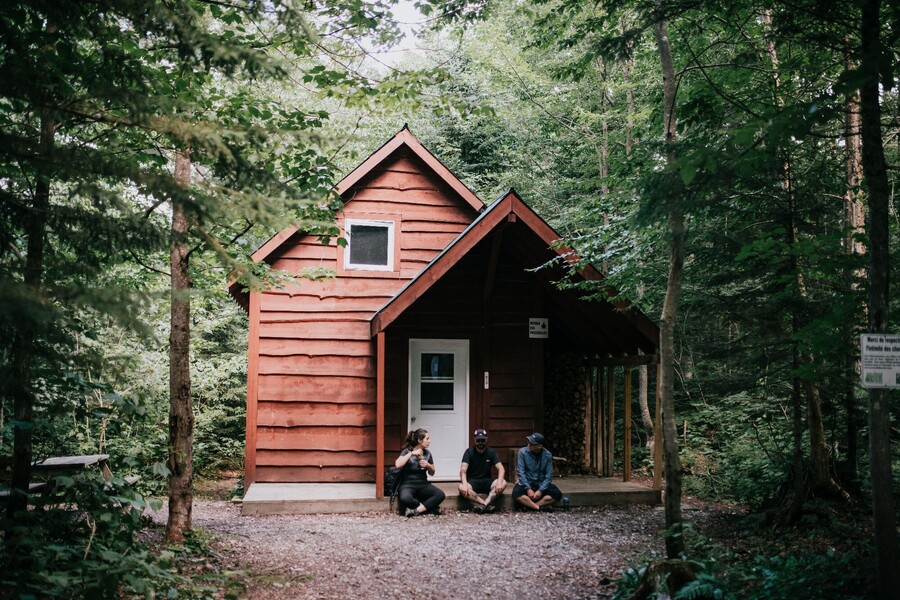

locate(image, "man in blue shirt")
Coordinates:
513 432 563 512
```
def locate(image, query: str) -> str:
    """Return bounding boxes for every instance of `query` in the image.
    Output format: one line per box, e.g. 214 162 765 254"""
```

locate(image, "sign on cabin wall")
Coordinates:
860 333 900 389
529 318 549 339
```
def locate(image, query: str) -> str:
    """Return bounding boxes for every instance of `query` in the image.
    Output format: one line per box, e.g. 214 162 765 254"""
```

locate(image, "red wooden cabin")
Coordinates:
229 126 658 496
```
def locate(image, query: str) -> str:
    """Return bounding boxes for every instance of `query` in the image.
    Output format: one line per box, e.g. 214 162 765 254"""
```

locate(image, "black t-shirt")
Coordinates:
400 448 434 484
461 446 500 480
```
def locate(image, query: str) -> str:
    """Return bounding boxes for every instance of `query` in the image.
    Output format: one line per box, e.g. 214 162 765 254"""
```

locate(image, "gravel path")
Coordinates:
160 501 730 600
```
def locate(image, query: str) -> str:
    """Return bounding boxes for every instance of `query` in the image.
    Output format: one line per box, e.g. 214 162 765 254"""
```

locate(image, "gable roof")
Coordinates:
371 189 659 355
228 125 485 306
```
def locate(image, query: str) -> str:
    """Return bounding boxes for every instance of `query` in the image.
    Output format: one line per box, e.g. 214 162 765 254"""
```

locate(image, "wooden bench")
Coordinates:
32 453 139 485
2 454 139 502
32 454 114 479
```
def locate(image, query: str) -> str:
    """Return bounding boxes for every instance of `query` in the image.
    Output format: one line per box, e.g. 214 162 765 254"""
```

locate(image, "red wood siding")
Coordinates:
248 149 477 483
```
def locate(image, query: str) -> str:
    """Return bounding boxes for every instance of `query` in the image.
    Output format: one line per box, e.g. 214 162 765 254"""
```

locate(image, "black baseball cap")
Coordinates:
526 432 545 444
474 429 488 441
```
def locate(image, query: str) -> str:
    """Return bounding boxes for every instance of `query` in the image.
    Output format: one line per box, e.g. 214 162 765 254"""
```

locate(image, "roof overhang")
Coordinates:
370 189 659 355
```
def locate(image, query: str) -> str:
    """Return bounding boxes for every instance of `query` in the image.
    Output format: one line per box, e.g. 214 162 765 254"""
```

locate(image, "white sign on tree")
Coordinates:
860 334 900 389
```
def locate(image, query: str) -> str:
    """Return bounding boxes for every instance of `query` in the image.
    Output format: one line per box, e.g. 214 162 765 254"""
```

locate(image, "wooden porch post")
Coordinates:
606 365 615 477
623 366 632 482
597 364 605 475
584 361 593 472
244 290 260 486
375 331 386 498
653 361 663 490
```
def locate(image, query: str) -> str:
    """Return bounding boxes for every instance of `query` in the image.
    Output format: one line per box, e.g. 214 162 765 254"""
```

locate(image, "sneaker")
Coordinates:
430 507 442 516
404 507 417 518
472 505 484 514
540 505 554 513
484 504 497 514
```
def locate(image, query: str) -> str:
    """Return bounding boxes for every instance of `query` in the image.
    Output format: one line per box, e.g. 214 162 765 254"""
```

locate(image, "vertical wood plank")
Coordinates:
376 331 385 498
654 362 663 490
244 291 261 485
584 362 593 472
597 365 605 474
623 366 632 482
606 365 615 476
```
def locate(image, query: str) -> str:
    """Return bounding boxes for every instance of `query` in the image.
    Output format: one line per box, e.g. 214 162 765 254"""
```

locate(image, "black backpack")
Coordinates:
384 466 403 511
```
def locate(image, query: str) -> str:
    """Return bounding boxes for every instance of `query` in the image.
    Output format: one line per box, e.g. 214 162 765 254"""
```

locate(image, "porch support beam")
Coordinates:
375 331 386 498
623 366 632 482
606 365 615 477
653 362 663 490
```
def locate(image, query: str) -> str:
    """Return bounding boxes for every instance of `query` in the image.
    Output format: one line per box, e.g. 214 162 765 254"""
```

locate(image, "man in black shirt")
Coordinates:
458 429 507 513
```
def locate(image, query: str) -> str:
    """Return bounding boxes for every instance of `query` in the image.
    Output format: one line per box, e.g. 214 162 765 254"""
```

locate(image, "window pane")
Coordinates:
349 224 389 266
421 353 454 379
421 382 453 410
419 353 454 410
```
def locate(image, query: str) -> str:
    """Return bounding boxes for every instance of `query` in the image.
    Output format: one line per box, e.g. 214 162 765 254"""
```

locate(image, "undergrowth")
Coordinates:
0 471 244 599
613 507 875 600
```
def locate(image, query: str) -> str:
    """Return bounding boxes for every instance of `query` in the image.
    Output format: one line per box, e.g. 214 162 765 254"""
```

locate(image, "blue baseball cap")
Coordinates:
526 432 545 444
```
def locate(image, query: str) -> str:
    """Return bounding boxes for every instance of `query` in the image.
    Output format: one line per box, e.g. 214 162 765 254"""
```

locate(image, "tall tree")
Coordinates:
167 148 193 543
858 0 899 594
0 0 408 541
652 0 685 559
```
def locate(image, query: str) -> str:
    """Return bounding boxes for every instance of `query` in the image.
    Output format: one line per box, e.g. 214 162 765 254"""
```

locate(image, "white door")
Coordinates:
409 339 468 481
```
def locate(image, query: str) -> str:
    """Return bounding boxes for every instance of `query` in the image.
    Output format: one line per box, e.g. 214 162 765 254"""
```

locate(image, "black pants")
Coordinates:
398 480 445 512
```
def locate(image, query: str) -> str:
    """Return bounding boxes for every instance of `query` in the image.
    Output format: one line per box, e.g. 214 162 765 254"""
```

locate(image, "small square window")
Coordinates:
345 219 394 271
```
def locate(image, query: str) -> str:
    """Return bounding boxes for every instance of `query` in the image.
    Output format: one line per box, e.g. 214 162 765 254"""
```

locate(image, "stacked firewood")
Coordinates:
543 351 587 473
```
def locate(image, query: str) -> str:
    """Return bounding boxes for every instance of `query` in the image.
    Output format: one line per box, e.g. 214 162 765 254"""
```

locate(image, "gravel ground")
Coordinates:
153 501 734 600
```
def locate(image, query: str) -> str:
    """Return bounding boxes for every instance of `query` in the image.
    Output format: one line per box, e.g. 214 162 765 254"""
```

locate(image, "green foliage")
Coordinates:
1 472 175 598
1 472 246 598
744 551 870 600
613 559 733 600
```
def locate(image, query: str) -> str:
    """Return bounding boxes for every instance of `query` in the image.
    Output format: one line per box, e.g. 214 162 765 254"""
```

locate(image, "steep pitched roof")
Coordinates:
371 189 658 355
228 125 485 305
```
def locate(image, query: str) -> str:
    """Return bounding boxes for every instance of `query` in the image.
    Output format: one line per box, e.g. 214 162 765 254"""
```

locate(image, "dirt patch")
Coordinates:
153 501 741 600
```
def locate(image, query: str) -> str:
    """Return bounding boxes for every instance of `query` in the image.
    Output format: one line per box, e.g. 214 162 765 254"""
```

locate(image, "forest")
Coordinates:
1 0 898 598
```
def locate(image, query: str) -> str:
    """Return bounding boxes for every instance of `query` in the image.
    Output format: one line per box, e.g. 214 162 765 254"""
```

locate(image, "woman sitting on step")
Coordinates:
395 428 445 517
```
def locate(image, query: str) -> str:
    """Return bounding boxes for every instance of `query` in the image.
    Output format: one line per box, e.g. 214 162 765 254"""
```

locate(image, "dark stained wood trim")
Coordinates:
623 366 632 482
371 196 513 335
598 365 606 474
596 354 660 367
376 331 385 498
483 225 506 310
245 290 261 485
606 365 615 476
533 287 545 434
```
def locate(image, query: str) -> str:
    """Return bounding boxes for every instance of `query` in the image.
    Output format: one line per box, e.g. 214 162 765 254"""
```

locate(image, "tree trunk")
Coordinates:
841 69 864 485
859 1 899 595
653 6 685 560
597 58 611 276
6 106 56 521
626 48 651 442
763 8 840 510
165 147 194 544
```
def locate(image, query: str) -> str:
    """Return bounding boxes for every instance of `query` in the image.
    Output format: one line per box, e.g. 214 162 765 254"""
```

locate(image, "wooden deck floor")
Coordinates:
241 476 660 516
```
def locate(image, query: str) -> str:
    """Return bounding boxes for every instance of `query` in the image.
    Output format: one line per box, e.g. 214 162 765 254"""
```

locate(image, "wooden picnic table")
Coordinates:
2 453 138 500
31 453 113 480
